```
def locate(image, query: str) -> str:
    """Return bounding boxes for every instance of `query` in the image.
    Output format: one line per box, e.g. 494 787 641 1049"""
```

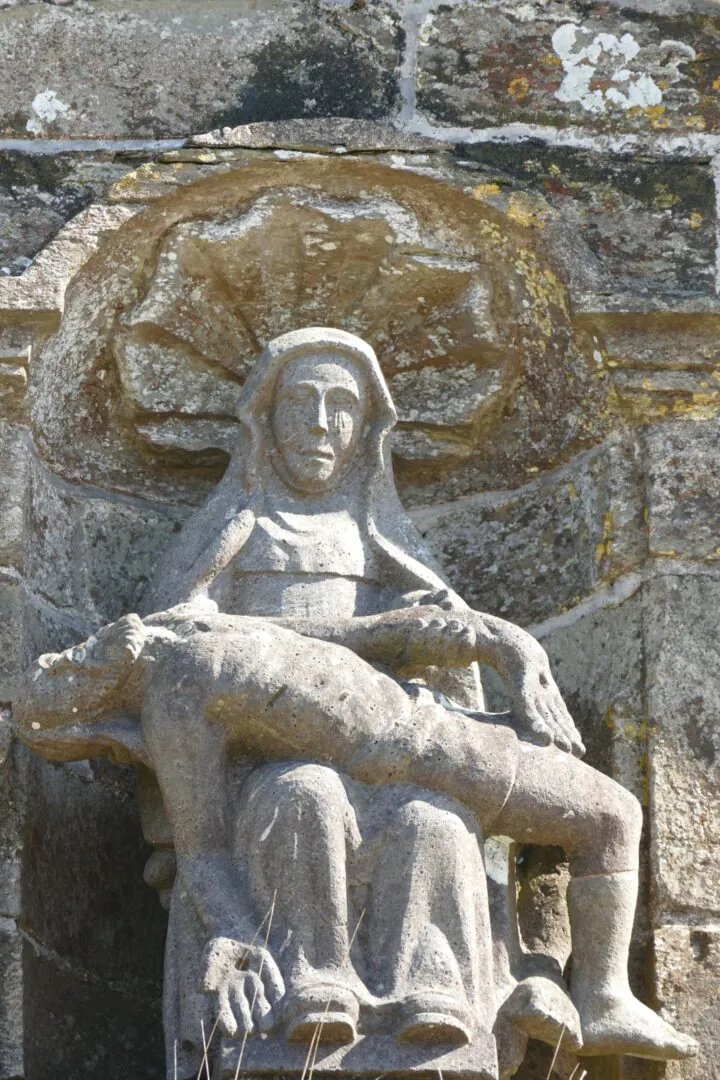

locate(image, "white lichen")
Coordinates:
26 89 71 134
552 23 663 115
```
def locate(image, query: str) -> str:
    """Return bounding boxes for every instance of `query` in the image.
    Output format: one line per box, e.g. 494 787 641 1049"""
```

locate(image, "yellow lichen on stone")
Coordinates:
688 212 704 230
507 76 530 100
472 183 501 201
595 511 614 563
507 193 547 229
644 104 668 129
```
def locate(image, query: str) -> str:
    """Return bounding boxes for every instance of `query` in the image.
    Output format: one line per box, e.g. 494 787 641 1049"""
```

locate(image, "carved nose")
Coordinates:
309 398 329 435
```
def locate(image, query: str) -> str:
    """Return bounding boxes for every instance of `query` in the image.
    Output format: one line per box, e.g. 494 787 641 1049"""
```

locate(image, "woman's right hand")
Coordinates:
201 936 285 1038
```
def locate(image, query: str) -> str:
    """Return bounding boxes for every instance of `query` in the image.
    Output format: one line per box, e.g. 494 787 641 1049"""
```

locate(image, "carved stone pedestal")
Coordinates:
217 1034 499 1080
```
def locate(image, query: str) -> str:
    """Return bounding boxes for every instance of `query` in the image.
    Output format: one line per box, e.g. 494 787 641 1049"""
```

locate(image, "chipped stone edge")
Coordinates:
0 203 142 320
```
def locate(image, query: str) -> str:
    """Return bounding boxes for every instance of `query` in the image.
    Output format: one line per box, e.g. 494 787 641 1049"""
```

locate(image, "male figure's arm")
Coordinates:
147 603 584 755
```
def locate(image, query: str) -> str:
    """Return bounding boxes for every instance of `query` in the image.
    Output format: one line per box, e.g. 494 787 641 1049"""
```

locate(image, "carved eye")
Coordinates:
283 386 312 405
328 389 357 411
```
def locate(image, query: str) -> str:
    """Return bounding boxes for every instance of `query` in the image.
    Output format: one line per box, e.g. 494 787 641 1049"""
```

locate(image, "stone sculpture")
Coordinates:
15 328 697 1079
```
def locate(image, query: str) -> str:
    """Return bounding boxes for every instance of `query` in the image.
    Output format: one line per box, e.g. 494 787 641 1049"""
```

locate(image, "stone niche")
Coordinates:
19 151 610 1079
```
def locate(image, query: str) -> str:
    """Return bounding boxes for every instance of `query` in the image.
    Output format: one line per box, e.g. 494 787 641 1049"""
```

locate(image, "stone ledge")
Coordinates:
219 1032 498 1080
190 118 451 153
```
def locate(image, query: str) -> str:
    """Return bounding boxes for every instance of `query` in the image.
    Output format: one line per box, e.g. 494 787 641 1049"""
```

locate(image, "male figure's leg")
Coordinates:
491 743 696 1060
142 624 694 1060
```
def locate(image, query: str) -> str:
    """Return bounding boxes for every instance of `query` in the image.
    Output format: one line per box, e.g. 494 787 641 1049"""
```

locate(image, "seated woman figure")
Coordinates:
15 329 697 1078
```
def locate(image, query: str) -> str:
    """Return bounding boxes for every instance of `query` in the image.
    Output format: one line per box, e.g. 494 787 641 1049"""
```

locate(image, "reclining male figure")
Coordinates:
15 328 697 1065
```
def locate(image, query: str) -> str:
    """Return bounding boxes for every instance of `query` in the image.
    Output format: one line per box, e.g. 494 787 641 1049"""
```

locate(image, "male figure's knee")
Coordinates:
596 779 643 853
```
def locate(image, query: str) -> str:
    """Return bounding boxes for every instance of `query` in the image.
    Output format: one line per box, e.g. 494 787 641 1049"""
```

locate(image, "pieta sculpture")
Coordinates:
15 328 697 1080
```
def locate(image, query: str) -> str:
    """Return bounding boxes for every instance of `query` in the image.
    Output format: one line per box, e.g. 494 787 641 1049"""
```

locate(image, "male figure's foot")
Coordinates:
397 994 473 1047
281 983 359 1046
578 995 698 1060
500 976 582 1054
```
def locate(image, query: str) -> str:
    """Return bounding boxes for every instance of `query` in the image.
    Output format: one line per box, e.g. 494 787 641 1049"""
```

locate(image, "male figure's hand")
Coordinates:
363 606 585 757
201 936 285 1038
499 631 585 757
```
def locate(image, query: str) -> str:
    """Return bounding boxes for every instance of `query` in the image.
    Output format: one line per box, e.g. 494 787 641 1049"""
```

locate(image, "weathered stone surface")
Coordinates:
645 573 720 916
28 156 600 508
23 944 163 1080
412 435 645 625
458 145 716 300
16 325 700 1077
22 753 165 1080
3 98 715 1080
0 576 22 701
0 149 142 274
26 462 186 623
0 1 401 138
645 419 720 560
0 917 23 1080
541 588 645 800
0 741 25 919
416 3 720 137
192 118 447 152
0 422 27 566
654 923 720 1080
0 201 138 317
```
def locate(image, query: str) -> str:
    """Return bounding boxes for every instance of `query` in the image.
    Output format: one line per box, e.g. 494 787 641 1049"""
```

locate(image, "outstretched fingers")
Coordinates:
257 950 285 1006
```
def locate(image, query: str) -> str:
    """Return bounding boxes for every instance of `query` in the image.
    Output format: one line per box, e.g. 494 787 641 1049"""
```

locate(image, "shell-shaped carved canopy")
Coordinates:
31 156 604 507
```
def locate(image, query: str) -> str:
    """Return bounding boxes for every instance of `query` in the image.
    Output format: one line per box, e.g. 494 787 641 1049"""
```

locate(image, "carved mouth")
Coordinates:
299 448 334 462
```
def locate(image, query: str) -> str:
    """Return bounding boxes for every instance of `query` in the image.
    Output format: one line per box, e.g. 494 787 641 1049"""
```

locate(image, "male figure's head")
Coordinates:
14 614 148 734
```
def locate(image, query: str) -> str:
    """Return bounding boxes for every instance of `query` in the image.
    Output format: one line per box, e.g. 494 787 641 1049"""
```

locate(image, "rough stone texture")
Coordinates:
0 150 143 275
412 435 645 625
16 326 699 1078
653 924 720 1080
458 145 716 300
22 155 604 512
0 1 401 138
0 0 717 1061
644 419 720 560
0 422 27 566
25 461 186 624
645 573 720 917
416 3 720 137
0 918 23 1080
0 577 23 702
192 118 448 152
22 754 166 1080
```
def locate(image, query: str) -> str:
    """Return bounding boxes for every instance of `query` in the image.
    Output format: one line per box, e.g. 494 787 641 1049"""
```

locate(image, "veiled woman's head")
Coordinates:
271 350 368 493
238 328 396 496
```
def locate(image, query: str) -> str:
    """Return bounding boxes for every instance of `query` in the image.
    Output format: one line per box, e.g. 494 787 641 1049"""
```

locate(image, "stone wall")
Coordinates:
1 2 719 1079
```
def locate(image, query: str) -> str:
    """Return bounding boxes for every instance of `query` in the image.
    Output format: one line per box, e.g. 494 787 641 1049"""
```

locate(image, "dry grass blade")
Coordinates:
196 1010 221 1079
233 891 278 1080
304 909 366 1080
544 1024 566 1080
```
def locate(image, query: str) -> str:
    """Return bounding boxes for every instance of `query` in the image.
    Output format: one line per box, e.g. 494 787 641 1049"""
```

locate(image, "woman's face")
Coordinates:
271 351 368 493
